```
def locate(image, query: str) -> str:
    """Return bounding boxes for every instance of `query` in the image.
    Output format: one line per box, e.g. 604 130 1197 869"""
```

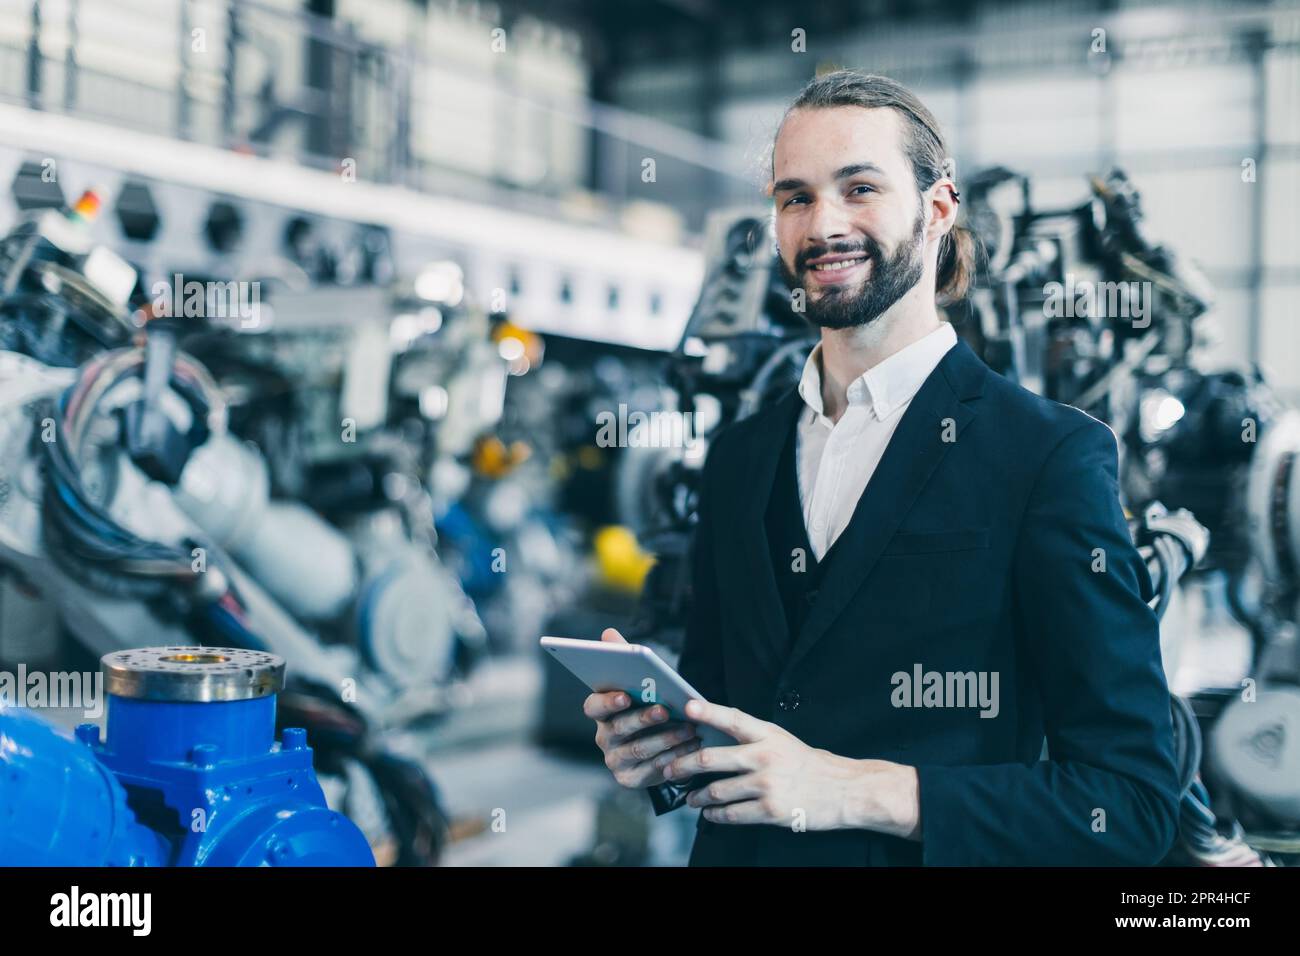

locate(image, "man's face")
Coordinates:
771 106 928 330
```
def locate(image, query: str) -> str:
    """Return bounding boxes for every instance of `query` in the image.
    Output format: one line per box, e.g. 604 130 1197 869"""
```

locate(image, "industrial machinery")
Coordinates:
0 196 475 706
0 191 498 863
0 646 374 866
167 278 502 695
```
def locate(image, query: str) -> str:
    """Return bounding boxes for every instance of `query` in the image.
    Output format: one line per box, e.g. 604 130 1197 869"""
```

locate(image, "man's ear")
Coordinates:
925 180 959 242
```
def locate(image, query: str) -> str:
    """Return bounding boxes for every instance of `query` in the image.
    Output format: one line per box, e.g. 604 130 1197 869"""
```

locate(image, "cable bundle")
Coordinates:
1169 693 1274 866
38 346 262 648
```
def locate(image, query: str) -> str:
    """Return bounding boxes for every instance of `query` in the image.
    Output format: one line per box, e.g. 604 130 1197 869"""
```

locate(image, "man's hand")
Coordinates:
584 628 704 789
666 699 922 839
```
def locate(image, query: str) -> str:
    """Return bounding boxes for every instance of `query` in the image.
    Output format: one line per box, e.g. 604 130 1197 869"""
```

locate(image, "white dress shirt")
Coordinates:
795 322 958 560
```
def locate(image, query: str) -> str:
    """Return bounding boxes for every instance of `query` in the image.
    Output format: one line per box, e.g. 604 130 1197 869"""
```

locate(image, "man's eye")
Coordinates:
850 184 876 196
783 194 809 207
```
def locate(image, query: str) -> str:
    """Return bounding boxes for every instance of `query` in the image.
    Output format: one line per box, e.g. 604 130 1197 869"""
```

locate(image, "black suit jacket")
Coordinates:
651 335 1181 866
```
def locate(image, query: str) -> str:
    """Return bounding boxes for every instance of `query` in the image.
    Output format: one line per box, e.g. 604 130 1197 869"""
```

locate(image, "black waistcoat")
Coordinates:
763 411 843 660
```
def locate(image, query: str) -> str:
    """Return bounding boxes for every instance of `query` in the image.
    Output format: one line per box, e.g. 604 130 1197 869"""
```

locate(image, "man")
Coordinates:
584 70 1180 865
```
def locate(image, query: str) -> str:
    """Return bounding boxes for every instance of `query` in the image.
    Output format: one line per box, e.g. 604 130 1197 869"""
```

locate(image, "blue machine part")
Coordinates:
0 707 167 865
0 646 374 866
435 503 506 600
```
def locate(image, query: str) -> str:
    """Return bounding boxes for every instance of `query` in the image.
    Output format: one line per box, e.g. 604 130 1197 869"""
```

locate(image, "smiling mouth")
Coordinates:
806 255 870 282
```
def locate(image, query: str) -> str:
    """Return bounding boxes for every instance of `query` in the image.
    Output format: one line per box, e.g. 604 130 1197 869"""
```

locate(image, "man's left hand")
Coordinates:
665 699 921 839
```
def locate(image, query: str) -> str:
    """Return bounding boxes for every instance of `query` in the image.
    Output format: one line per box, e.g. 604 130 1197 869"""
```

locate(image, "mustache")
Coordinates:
796 240 880 271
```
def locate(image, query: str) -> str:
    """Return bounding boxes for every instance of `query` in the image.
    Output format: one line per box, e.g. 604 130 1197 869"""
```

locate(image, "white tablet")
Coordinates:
541 636 733 749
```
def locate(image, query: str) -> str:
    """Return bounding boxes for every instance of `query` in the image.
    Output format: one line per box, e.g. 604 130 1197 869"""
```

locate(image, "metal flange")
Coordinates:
100 646 284 702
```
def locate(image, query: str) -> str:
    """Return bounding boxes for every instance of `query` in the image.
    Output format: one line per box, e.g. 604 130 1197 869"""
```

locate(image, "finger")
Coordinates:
651 736 703 771
600 627 628 644
686 771 763 808
607 702 672 740
583 690 632 720
701 800 773 825
683 699 769 744
664 741 759 779
608 723 700 770
613 741 699 789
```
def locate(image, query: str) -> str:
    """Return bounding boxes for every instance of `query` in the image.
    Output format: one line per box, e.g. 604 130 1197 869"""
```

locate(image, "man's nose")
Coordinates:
805 193 854 247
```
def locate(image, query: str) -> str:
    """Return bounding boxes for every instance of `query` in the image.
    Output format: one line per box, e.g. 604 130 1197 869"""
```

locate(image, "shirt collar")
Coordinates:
797 322 958 422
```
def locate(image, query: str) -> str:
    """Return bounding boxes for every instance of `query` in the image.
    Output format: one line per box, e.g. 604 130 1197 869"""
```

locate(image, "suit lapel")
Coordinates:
783 338 987 674
733 387 804 677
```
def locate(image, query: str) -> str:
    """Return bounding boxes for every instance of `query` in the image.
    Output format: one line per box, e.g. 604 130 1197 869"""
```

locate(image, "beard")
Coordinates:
778 209 926 331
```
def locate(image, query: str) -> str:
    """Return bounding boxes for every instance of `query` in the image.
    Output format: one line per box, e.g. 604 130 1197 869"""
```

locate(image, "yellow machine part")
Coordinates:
592 525 656 594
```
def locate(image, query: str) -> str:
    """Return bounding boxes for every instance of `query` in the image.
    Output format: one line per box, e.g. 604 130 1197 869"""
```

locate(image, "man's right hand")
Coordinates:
584 627 703 789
